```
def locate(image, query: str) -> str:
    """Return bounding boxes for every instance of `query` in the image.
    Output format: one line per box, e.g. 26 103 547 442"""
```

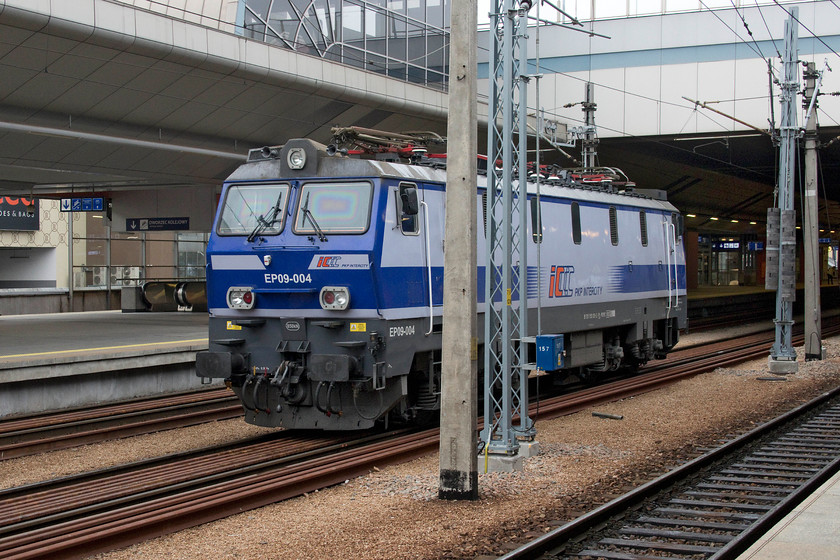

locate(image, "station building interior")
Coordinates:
1 0 840 313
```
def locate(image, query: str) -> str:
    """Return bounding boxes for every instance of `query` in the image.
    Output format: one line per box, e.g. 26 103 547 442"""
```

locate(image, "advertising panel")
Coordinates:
0 197 38 231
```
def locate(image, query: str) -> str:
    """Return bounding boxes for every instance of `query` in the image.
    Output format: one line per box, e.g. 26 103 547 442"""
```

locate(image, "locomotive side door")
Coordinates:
396 182 434 334
663 212 680 312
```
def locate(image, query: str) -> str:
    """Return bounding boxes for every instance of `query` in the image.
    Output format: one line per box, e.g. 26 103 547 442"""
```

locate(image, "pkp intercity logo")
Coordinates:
548 265 574 298
308 254 371 270
316 256 341 268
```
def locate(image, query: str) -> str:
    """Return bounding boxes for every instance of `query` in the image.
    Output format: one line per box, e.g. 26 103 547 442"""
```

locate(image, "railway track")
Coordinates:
1 326 836 559
0 429 433 560
0 388 241 459
2 317 837 461
499 385 840 560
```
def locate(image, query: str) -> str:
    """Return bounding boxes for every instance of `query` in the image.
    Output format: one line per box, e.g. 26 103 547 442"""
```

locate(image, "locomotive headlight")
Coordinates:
227 286 255 310
320 286 350 310
287 147 306 170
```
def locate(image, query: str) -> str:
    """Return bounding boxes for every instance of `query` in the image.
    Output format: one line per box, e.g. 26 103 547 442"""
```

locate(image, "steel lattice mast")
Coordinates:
481 0 534 456
768 8 799 373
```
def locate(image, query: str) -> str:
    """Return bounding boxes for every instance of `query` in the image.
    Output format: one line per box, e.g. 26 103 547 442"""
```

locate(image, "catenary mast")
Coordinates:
767 8 799 374
481 0 535 464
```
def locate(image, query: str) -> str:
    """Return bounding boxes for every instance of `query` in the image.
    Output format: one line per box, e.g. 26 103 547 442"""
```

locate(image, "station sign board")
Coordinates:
60 197 105 212
126 217 190 231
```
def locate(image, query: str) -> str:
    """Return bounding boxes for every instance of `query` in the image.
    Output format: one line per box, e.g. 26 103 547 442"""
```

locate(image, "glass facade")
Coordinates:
238 0 450 89
696 234 762 287
72 212 207 290
555 0 803 22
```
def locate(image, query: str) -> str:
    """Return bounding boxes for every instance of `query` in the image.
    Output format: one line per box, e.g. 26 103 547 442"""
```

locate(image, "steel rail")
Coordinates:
529 321 840 421
0 430 437 560
0 388 231 433
1 325 837 559
5 315 835 461
0 434 346 534
0 389 241 459
499 388 840 560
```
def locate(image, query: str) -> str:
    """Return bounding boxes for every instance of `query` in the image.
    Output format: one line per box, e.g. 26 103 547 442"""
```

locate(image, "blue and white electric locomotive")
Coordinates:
196 137 687 430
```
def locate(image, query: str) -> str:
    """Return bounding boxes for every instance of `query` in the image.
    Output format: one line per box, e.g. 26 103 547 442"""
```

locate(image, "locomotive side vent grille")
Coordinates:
609 206 619 246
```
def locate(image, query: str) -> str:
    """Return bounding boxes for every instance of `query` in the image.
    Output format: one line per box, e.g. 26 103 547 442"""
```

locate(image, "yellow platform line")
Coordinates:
0 338 209 359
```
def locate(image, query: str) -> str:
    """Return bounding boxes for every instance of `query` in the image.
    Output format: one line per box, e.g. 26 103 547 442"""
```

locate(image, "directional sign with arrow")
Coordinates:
125 217 189 231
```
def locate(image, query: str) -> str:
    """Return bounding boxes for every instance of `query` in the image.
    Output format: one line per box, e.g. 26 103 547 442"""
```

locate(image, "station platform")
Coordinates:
688 282 840 300
0 311 209 417
687 284 773 300
736 468 840 560
1 284 837 416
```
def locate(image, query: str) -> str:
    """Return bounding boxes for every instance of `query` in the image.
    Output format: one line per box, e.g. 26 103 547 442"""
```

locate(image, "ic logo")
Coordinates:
317 256 341 268
285 320 301 332
548 265 575 298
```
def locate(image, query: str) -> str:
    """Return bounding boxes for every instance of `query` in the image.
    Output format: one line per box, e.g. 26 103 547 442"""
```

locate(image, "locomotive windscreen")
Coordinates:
217 183 290 236
292 182 373 235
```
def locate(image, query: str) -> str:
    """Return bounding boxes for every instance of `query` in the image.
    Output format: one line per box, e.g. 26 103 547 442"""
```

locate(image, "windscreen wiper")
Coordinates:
247 192 284 243
301 192 327 242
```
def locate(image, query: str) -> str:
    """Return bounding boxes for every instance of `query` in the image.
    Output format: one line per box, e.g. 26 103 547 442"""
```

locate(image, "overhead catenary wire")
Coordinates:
516 97 783 187
772 0 840 60
699 0 767 60
510 1 840 131
476 6 836 126
504 5 839 175
729 0 769 59
478 5 839 191
521 75 775 178
755 0 784 59
536 102 777 181
491 5 840 239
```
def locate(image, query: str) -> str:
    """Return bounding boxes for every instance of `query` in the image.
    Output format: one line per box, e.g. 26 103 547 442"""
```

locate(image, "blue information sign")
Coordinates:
61 197 106 213
126 217 190 231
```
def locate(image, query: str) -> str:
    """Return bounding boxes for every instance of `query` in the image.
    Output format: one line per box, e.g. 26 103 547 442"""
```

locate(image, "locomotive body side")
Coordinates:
514 187 686 371
196 139 687 430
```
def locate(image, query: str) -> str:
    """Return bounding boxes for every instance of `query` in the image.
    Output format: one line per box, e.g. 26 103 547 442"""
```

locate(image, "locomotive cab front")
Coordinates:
196 140 437 430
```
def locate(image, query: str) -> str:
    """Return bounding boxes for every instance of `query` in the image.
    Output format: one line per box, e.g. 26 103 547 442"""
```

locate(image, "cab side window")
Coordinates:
672 212 683 244
397 182 419 235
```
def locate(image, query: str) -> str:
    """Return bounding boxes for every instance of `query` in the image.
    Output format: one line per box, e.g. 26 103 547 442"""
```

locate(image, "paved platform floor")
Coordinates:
736 468 840 560
0 310 207 364
0 310 210 417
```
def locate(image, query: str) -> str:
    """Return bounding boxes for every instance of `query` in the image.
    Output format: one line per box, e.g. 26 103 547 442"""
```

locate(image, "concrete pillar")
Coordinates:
685 231 699 290
438 0 479 500
802 61 823 360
